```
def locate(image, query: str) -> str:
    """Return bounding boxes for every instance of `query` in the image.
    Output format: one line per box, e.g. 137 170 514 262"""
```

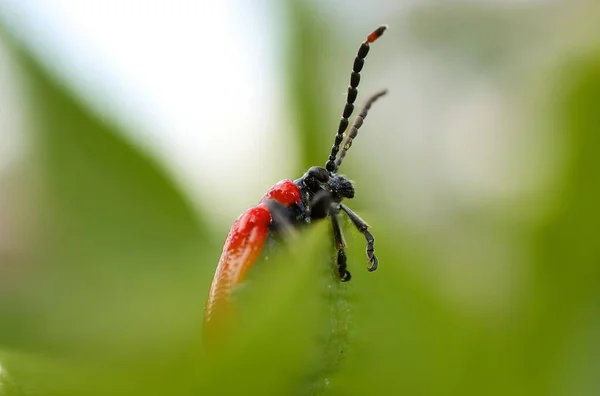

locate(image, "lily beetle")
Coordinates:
204 25 388 333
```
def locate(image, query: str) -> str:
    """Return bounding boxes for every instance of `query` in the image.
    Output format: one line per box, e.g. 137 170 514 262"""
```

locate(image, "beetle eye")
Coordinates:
306 166 330 183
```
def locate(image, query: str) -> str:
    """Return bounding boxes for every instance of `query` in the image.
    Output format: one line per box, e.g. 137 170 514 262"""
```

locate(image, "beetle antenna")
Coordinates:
335 89 388 169
325 25 387 174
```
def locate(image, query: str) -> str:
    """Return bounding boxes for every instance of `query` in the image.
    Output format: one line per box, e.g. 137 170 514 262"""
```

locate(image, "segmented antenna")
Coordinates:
325 25 387 174
335 89 388 169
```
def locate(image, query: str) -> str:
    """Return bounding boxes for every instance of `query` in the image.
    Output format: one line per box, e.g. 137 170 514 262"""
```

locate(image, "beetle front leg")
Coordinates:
339 203 378 272
309 190 332 220
330 205 351 282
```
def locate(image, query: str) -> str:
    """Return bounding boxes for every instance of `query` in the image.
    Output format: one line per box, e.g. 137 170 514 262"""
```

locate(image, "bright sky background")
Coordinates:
1 0 293 222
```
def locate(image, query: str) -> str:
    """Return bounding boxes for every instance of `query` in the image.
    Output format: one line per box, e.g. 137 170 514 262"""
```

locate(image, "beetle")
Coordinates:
204 25 388 334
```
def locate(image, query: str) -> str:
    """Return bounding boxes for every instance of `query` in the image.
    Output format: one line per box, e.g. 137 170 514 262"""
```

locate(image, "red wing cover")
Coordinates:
203 205 271 339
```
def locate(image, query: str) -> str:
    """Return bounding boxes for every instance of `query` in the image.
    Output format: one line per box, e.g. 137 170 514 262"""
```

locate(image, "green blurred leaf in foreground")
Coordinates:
0 21 217 393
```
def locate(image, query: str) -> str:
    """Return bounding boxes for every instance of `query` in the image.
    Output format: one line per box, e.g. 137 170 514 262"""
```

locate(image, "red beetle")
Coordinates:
204 25 388 336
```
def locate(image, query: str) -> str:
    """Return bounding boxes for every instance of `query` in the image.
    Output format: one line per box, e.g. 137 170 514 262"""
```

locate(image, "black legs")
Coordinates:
329 203 378 281
339 203 378 272
330 205 352 281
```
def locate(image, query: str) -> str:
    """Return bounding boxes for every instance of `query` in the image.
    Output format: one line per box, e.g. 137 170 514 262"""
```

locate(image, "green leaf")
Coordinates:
0 24 213 367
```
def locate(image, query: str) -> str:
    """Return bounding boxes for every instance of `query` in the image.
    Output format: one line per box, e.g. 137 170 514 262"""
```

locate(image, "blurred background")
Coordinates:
1 0 600 395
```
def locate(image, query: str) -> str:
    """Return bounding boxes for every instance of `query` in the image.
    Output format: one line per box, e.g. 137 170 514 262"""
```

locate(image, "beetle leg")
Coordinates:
265 200 298 240
309 190 332 220
330 205 351 282
339 203 378 272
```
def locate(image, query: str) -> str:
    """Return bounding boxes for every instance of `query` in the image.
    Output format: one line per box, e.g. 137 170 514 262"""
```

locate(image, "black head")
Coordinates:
294 166 353 220
296 166 354 202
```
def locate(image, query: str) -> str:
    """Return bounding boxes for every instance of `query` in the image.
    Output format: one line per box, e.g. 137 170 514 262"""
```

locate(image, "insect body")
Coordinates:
204 25 388 333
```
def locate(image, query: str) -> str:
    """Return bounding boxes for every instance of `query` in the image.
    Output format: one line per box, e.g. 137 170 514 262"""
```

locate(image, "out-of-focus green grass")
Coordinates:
1 1 600 395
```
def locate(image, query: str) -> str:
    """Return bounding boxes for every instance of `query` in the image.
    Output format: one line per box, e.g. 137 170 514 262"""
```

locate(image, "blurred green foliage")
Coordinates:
1 2 600 396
